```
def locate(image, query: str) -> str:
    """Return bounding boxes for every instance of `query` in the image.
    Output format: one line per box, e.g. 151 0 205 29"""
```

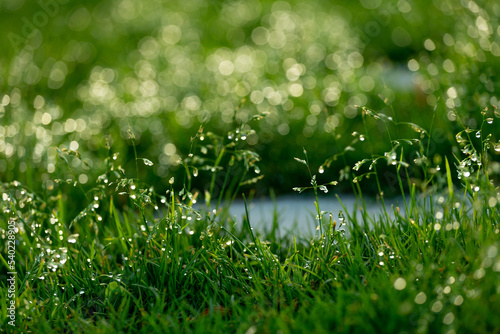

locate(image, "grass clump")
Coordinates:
1 105 500 334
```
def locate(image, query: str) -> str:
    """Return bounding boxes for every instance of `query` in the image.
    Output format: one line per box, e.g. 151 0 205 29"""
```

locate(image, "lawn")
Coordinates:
1 0 500 333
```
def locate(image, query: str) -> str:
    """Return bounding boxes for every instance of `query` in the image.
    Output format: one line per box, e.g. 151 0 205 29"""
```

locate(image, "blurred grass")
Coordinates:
0 0 499 199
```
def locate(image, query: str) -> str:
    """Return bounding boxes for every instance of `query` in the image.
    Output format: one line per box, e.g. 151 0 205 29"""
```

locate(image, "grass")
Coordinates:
1 1 500 332
1 105 500 333
2 0 499 194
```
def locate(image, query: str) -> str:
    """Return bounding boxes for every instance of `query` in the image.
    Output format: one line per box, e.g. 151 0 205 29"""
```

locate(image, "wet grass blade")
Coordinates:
242 193 256 245
445 156 454 198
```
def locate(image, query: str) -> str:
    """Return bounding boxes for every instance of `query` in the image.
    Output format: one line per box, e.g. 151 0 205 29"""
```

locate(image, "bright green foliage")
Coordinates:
1 0 500 333
1 108 500 333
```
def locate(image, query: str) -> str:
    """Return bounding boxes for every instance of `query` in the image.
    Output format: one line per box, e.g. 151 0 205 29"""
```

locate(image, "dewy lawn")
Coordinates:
1 0 500 333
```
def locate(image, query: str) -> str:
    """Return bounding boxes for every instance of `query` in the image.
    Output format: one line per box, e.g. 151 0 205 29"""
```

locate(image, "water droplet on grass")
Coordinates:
414 292 427 304
393 278 407 290
443 312 455 325
453 295 464 306
67 234 79 244
431 301 443 313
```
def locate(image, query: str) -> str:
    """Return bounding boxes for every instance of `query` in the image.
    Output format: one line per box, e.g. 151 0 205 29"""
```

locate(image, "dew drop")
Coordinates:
393 277 407 290
67 234 79 244
414 291 427 304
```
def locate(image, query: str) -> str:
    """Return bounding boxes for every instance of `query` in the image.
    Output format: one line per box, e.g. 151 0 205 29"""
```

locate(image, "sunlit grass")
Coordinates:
1 0 500 333
1 0 499 193
2 100 500 332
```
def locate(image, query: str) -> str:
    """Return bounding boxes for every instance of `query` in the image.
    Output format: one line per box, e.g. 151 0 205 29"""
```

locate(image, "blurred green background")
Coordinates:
1 0 499 197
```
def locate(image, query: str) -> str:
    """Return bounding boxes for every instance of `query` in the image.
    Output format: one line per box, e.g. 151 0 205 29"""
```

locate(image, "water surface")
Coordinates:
223 194 403 238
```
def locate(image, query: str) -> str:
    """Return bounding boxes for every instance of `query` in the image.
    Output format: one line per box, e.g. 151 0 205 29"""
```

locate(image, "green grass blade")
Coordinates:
445 156 454 198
